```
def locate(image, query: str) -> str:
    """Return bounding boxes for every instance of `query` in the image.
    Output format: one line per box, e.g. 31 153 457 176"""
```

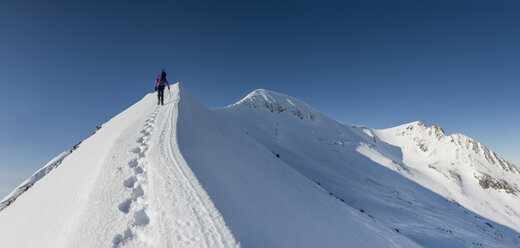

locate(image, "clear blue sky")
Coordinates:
1 0 519 198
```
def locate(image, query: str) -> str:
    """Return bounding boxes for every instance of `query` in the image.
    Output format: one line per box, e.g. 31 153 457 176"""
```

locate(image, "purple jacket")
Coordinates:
155 75 170 87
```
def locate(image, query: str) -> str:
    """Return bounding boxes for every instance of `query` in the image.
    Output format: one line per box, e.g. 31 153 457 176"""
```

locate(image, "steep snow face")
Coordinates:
175 86 420 247
0 85 421 248
0 85 237 248
215 89 520 247
373 121 520 232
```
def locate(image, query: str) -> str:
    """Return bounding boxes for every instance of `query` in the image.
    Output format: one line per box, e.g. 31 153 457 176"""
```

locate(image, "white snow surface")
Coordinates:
215 89 520 247
0 150 71 211
0 86 237 248
1 85 519 247
373 122 520 232
0 85 420 248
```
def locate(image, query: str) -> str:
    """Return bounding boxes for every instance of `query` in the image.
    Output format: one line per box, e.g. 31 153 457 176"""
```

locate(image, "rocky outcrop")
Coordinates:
474 173 519 195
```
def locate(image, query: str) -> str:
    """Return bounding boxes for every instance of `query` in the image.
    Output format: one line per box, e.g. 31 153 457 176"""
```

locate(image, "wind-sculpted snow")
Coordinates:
177 86 420 247
0 85 237 248
215 89 520 247
0 85 419 247
1 85 519 247
0 150 71 211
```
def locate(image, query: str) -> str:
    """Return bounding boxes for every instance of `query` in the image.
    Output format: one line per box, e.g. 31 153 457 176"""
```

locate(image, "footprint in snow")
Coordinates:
131 185 144 200
117 185 145 215
114 117 154 244
134 166 144 175
130 147 147 158
128 159 138 168
134 209 150 227
136 137 145 144
124 176 137 188
118 199 132 214
131 147 142 154
112 228 133 248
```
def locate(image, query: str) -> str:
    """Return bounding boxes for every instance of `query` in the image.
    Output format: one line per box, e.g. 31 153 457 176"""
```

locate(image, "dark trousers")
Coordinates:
157 85 165 105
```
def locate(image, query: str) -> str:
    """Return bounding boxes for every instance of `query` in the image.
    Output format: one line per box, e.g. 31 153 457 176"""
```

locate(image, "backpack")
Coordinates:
158 72 167 86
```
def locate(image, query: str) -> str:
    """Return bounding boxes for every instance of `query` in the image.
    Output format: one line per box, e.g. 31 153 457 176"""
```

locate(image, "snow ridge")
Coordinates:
181 86 422 247
0 84 238 248
233 89 318 121
373 121 520 232
0 150 71 211
216 89 520 246
2 85 519 247
148 85 238 247
388 121 519 174
449 133 520 174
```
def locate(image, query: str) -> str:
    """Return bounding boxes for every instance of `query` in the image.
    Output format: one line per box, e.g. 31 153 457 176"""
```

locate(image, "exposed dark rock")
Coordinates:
73 141 82 151
475 173 519 195
263 102 285 113
6 199 15 207
23 184 33 192
448 170 462 186
92 125 102 135
291 109 304 120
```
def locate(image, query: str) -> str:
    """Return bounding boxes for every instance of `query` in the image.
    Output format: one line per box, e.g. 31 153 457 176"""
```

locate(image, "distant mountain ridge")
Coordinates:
216 88 520 245
373 120 520 231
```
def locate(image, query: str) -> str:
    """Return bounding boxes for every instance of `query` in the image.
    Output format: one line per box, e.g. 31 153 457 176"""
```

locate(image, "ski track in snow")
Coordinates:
113 110 158 247
144 93 237 248
113 92 237 248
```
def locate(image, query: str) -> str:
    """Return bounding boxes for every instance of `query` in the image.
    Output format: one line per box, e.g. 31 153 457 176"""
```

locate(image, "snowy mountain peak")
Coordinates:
374 119 520 231
394 121 446 141
448 132 520 175
217 90 520 245
233 89 318 121
381 121 519 174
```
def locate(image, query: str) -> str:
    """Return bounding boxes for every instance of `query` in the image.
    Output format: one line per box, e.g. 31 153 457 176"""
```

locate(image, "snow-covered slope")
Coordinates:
0 85 237 248
0 150 70 211
214 89 520 247
373 121 520 232
0 85 424 247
